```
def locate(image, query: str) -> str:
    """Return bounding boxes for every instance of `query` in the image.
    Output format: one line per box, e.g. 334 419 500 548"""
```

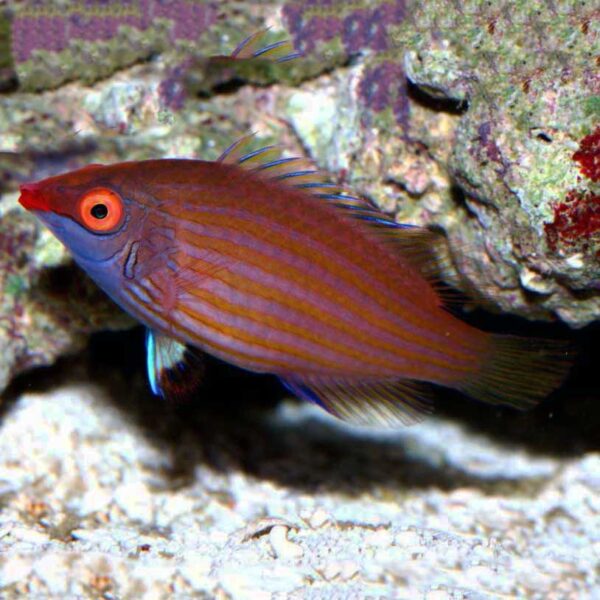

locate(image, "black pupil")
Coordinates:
91 203 108 219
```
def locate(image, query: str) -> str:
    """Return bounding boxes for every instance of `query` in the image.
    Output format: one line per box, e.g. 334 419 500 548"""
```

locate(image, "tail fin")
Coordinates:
458 334 573 410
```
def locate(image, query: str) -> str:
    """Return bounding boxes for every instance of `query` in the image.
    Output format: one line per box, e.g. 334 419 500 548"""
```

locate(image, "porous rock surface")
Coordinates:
282 0 600 326
1 1 598 395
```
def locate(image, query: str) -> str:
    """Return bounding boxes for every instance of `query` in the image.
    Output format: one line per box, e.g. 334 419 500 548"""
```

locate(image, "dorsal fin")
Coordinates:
230 28 301 63
185 30 301 98
218 135 452 288
218 134 367 199
379 226 454 284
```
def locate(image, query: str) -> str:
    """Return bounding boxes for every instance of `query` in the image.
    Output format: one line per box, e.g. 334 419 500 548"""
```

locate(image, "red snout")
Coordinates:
18 183 50 211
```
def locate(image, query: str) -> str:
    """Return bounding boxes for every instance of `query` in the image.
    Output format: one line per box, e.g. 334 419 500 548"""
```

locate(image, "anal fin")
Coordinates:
279 376 433 427
145 329 204 400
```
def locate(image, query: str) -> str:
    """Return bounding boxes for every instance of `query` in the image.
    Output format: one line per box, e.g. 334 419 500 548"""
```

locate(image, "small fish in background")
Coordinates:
217 28 302 64
18 133 572 427
182 29 302 98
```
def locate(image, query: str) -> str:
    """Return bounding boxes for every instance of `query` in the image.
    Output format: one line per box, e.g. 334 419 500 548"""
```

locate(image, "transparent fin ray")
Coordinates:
218 135 363 202
459 335 573 410
280 375 433 427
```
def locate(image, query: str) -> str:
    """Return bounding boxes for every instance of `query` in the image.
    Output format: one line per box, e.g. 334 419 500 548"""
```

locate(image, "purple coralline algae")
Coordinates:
283 1 410 132
10 0 218 90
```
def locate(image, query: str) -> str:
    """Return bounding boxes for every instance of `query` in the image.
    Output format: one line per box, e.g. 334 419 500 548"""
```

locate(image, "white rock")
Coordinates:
269 525 303 559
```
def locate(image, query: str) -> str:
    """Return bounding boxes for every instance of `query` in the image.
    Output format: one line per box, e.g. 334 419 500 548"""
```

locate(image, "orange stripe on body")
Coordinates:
177 302 352 372
124 285 301 371
179 257 476 377
162 204 480 359
171 222 482 372
185 284 404 375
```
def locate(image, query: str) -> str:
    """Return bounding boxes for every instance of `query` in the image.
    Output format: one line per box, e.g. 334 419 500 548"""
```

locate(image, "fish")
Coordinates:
217 28 302 64
184 28 301 96
18 135 572 427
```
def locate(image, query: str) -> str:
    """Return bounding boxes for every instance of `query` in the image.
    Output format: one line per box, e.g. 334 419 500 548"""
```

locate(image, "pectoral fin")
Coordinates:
145 329 204 400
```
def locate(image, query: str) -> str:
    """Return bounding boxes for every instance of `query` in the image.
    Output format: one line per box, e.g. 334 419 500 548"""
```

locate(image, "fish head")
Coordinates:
18 163 145 265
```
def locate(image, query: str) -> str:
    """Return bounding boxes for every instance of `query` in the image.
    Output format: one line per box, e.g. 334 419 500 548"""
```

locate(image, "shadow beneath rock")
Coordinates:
2 320 598 498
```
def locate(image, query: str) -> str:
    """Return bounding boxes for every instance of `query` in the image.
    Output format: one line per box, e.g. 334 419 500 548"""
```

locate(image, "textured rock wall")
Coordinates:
281 1 600 326
1 1 598 395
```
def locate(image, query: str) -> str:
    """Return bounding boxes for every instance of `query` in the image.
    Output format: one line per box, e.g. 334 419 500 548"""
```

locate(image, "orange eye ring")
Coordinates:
79 188 124 233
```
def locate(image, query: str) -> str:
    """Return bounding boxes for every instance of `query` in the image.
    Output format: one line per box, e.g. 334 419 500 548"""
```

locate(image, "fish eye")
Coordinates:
91 203 109 219
79 188 124 233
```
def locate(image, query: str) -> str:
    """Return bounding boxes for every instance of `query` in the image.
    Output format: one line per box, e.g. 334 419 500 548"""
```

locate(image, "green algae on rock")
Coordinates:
283 0 600 326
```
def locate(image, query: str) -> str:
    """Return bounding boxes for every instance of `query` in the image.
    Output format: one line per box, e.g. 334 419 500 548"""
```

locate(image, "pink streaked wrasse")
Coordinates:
18 134 572 427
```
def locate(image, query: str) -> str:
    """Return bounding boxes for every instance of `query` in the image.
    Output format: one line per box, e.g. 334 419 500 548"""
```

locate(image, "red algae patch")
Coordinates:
545 128 600 254
544 190 600 253
572 126 600 182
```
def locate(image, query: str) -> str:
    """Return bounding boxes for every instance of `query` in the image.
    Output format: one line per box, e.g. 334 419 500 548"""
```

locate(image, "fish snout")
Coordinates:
18 183 50 212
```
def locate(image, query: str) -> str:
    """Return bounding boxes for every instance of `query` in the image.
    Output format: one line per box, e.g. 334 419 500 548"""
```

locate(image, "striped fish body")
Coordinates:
111 159 486 388
19 154 572 426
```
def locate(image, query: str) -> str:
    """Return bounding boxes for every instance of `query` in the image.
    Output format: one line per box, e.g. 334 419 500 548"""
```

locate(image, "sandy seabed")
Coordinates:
0 357 597 599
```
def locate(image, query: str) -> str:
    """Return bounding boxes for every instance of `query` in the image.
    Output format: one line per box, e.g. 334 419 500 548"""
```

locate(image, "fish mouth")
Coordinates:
18 183 50 211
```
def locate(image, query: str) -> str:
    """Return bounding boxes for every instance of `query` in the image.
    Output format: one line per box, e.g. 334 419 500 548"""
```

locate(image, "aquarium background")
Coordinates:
0 1 598 597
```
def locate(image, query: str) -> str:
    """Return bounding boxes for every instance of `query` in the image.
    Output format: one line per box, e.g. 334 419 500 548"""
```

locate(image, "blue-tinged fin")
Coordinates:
218 134 359 199
230 28 302 63
219 135 410 223
279 377 328 411
145 329 161 396
218 135 452 289
279 376 433 427
145 329 204 400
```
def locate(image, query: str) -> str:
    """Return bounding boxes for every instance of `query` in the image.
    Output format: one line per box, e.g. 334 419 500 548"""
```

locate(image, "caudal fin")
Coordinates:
458 334 573 410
